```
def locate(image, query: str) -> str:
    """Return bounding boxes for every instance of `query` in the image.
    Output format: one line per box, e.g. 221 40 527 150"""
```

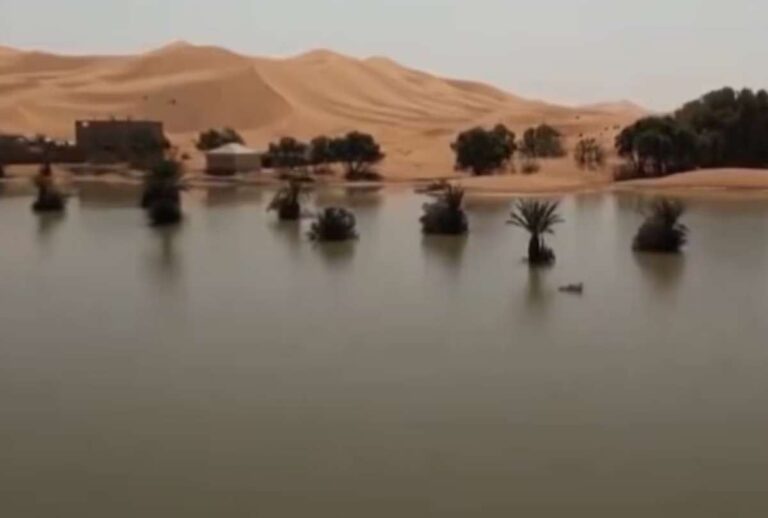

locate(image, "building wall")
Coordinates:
0 135 85 165
206 153 261 175
75 119 166 163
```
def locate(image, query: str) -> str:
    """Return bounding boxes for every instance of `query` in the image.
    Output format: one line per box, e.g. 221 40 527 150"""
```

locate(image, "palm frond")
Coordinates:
508 199 563 235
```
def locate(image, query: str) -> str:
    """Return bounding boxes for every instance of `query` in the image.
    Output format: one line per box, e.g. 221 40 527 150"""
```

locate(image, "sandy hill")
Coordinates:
0 42 646 179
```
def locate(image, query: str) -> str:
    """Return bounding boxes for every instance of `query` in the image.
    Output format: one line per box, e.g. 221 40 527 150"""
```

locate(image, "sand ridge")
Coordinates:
0 42 643 181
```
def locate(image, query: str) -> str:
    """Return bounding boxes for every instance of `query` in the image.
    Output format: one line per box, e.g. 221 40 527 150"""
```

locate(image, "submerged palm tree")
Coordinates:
634 199 688 253
142 159 183 226
308 207 357 242
268 179 304 221
420 184 468 235
508 199 563 265
32 162 65 213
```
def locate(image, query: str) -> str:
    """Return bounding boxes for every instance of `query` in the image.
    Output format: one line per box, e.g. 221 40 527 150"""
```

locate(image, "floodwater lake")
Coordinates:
1 183 767 517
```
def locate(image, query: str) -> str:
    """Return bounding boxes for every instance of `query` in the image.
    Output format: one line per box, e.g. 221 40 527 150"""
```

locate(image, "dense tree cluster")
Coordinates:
616 87 768 177
332 132 385 180
676 88 768 168
451 124 517 175
574 138 607 170
615 116 698 176
520 124 566 158
267 137 310 171
264 132 384 179
195 128 245 151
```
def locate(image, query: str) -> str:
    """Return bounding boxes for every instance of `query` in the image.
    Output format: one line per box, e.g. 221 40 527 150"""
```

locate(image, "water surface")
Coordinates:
1 185 767 517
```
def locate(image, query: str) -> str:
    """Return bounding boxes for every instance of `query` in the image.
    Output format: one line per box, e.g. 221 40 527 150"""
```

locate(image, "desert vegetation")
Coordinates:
508 199 563 266
263 132 384 180
308 207 358 242
196 128 245 151
268 179 305 221
452 125 517 175
633 199 688 253
615 116 698 177
267 137 310 173
520 124 566 159
616 87 768 178
574 138 606 170
334 132 384 180
142 158 183 226
420 184 468 235
32 163 65 212
128 129 171 168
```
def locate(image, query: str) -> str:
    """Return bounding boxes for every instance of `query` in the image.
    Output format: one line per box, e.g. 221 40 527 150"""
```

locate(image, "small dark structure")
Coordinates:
142 159 183 226
634 199 688 253
308 207 358 242
205 143 261 175
420 184 468 235
0 133 84 165
75 119 168 165
268 180 304 221
32 165 65 213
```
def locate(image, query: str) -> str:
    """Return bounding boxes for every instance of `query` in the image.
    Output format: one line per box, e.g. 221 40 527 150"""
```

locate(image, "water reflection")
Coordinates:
35 212 65 248
524 267 554 315
76 181 141 208
464 195 511 216
314 241 356 268
146 226 182 288
314 186 383 210
572 191 608 214
202 185 265 207
268 219 303 257
422 235 467 273
4 186 768 518
634 252 686 295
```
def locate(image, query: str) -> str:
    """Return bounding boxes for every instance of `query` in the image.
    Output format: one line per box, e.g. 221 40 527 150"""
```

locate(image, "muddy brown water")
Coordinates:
1 185 767 517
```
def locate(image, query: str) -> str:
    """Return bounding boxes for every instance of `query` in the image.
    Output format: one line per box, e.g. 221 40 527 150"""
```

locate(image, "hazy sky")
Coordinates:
1 0 766 110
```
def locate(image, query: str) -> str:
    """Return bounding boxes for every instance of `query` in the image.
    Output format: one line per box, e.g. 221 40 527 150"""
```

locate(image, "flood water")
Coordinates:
1 183 767 517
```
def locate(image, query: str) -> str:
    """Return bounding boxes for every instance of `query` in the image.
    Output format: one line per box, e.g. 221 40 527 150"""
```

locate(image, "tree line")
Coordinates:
450 123 599 175
195 128 384 180
616 87 768 177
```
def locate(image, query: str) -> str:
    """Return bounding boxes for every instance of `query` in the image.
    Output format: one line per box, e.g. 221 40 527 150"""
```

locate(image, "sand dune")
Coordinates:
620 169 768 191
0 42 645 180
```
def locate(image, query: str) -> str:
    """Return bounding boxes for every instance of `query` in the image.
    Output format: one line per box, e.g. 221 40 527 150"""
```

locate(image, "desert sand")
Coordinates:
0 42 644 188
4 42 767 194
612 169 768 198
621 169 768 190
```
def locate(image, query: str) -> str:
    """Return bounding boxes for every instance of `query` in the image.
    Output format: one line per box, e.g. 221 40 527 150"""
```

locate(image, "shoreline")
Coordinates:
5 165 768 200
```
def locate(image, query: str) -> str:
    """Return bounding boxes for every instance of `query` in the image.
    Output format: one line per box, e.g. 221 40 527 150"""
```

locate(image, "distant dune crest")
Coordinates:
0 42 646 175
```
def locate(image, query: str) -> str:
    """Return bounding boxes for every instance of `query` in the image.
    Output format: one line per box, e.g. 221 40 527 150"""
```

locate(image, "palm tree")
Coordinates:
142 159 183 226
420 184 468 235
308 207 357 242
508 199 563 265
633 199 687 253
268 179 304 221
32 163 65 213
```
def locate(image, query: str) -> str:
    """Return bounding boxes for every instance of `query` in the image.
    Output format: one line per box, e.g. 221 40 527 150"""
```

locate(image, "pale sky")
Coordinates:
1 0 766 110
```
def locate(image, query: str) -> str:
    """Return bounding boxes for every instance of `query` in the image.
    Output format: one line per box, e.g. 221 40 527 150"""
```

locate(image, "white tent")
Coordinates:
205 143 261 175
